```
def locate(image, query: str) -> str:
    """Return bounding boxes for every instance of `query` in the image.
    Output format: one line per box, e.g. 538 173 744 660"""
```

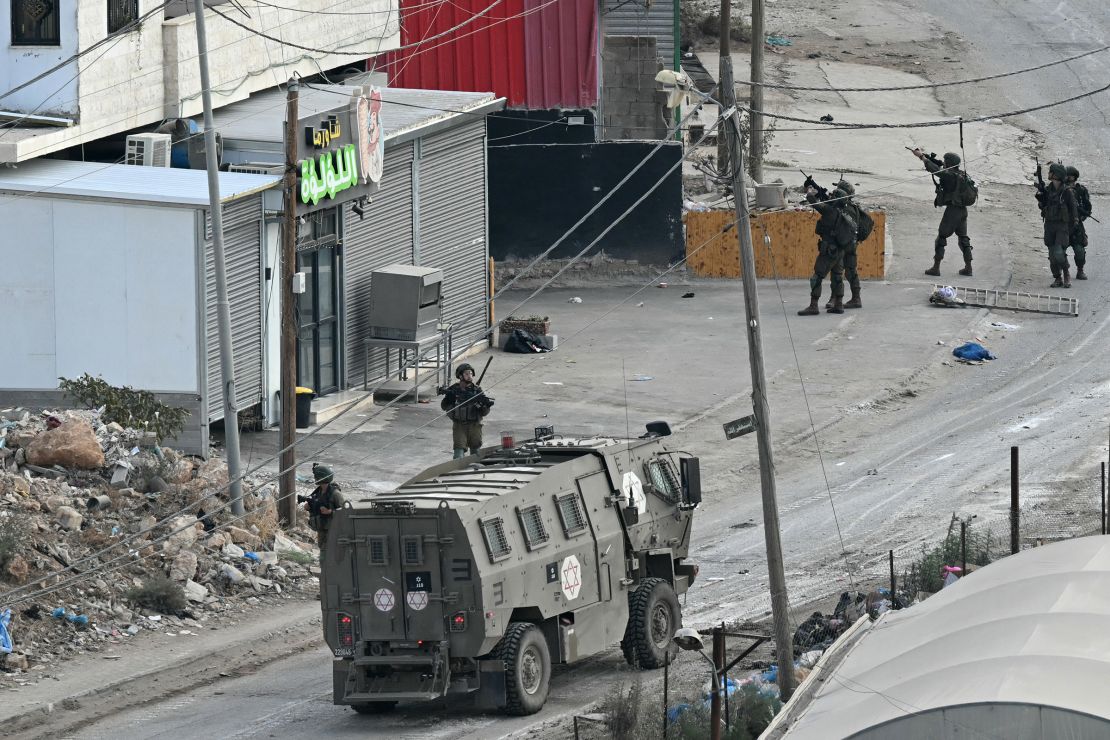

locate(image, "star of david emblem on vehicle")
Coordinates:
406 591 429 611
561 555 582 600
373 588 395 611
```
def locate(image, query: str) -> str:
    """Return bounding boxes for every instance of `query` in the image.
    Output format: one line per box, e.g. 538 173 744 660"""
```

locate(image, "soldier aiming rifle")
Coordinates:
797 172 857 316
439 358 495 459
1034 160 1079 288
909 146 978 277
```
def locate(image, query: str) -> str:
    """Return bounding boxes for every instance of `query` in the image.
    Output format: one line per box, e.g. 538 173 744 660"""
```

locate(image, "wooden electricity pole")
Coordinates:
720 0 795 703
749 0 765 182
279 79 299 526
716 0 731 178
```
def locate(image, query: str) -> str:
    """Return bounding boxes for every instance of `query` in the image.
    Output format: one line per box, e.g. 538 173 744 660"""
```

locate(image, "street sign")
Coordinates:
723 414 758 440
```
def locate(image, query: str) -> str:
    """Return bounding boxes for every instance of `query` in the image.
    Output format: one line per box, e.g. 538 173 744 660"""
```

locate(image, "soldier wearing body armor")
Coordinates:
912 149 974 277
1036 162 1079 288
798 179 854 315
442 363 493 458
1065 165 1091 280
829 180 864 310
300 463 347 555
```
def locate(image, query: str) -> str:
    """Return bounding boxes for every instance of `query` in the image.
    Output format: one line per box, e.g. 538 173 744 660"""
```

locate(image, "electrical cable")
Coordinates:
245 0 465 15
732 43 1110 92
487 117 569 142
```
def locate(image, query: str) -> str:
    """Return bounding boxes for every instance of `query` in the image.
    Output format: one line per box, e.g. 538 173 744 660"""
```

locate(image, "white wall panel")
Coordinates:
0 199 57 387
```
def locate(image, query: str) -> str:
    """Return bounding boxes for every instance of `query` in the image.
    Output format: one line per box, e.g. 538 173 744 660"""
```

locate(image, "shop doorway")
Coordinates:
296 209 340 396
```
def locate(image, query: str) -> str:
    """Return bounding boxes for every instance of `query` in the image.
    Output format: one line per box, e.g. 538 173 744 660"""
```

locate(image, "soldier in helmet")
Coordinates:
301 463 347 556
1065 165 1091 280
830 179 865 309
1036 161 1079 287
798 177 853 315
911 149 974 277
442 362 493 458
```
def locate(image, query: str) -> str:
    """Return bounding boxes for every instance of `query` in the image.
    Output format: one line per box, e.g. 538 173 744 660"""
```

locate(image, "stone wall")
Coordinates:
601 36 669 141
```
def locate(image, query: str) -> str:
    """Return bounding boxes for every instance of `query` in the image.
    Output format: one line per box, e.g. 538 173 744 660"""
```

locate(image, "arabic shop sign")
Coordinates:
295 86 385 212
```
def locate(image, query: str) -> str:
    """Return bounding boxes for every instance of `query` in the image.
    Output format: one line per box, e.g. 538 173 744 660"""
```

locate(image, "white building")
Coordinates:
1 0 398 163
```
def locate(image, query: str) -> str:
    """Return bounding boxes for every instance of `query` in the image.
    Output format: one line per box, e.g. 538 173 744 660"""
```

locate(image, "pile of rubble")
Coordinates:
0 408 320 680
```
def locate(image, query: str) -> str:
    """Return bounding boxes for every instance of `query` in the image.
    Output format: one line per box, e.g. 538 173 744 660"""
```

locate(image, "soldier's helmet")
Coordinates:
831 188 849 202
943 152 961 167
1066 165 1080 180
1049 162 1067 180
312 463 334 485
455 363 475 379
835 180 855 196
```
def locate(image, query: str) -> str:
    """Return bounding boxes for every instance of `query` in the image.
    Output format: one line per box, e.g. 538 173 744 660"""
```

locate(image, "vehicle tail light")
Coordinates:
337 612 354 648
450 611 467 632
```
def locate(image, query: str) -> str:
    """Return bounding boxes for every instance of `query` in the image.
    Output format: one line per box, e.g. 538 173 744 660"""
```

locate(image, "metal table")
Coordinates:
362 329 452 403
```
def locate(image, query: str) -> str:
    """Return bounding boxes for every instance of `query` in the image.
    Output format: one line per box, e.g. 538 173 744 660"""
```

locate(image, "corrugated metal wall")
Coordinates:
205 195 264 423
416 120 489 353
603 0 677 70
380 0 598 109
343 141 416 388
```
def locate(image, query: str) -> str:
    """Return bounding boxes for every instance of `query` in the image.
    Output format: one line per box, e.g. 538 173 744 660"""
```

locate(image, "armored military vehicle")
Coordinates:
321 422 701 715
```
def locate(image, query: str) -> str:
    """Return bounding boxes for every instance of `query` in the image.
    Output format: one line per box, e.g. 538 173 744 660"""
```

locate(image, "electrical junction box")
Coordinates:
292 272 306 294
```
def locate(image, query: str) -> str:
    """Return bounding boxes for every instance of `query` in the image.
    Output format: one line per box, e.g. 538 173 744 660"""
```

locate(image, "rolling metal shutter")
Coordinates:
604 0 678 70
416 121 489 356
343 141 416 387
204 195 264 423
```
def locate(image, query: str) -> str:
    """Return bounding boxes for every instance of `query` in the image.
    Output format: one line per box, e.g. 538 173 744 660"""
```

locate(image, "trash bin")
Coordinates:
295 387 315 429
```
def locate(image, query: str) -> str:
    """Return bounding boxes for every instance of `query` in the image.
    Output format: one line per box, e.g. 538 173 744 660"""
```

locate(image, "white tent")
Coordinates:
766 536 1110 740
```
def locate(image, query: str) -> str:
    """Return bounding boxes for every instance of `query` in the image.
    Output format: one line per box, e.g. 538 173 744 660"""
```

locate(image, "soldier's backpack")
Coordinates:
955 171 979 206
847 201 874 242
832 206 858 249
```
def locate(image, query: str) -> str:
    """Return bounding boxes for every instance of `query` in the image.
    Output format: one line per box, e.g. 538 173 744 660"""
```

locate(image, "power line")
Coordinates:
245 0 467 14
732 43 1110 92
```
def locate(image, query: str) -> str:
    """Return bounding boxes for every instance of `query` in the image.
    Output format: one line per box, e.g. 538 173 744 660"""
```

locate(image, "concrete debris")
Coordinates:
0 406 322 683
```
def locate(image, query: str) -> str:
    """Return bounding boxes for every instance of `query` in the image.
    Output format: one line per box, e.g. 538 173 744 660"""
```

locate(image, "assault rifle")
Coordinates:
905 146 944 170
800 170 829 200
1033 158 1047 215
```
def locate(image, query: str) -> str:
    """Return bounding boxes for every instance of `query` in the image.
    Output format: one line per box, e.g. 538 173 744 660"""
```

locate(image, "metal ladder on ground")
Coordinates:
932 284 1079 317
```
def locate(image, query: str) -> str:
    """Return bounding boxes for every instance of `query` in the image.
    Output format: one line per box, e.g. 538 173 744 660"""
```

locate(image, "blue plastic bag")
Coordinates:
1 609 13 654
953 342 996 361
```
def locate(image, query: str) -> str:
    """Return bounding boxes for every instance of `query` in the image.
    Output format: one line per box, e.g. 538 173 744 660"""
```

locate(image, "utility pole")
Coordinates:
749 0 765 182
279 79 299 526
716 0 731 178
194 0 244 517
719 0 795 701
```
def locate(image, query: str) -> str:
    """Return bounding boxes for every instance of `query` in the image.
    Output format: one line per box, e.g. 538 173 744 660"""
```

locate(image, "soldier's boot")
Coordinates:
797 298 821 316
452 448 466 459
827 295 845 314
1063 266 1072 288
468 447 481 456
958 262 973 277
844 287 862 309
1076 263 1088 280
924 259 942 277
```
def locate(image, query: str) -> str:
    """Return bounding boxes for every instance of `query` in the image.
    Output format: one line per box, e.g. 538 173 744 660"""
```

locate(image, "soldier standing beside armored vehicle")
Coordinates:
301 463 347 556
912 149 975 277
798 175 855 316
442 363 493 459
1035 162 1079 288
1065 165 1091 280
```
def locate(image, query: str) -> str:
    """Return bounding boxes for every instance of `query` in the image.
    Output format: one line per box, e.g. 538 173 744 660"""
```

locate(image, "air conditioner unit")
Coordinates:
125 133 172 167
228 163 285 176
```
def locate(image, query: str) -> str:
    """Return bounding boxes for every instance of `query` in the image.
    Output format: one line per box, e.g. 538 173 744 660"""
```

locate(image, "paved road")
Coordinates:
67 1 1110 737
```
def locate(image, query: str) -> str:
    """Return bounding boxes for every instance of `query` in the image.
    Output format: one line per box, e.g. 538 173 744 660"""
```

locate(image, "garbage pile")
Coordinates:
0 408 320 679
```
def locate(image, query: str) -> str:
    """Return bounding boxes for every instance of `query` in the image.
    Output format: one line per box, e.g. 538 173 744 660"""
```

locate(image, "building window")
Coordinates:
108 0 139 35
11 0 61 46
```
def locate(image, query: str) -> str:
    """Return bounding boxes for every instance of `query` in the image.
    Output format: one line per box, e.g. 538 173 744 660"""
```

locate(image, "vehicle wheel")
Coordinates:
351 701 398 714
495 622 551 715
621 577 681 669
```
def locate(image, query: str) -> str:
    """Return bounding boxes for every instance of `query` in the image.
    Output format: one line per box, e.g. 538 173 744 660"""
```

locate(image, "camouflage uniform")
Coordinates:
1037 163 1078 288
1066 165 1091 280
798 188 851 315
442 363 492 459
305 464 347 602
921 152 973 277
835 180 864 309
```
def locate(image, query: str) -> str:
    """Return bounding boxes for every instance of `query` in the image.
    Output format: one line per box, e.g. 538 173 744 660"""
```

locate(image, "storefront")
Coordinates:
211 83 504 423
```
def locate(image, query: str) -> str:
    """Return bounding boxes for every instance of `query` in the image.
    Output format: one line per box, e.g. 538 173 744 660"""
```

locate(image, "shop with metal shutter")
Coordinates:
204 194 265 422
343 141 415 388
415 120 490 358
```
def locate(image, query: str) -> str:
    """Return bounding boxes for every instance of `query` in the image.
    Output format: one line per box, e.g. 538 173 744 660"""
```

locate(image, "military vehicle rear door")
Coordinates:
397 516 447 641
348 514 406 641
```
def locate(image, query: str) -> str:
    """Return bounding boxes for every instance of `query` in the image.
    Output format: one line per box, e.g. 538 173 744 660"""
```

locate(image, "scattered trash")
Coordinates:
0 609 12 654
505 328 551 354
990 321 1020 330
766 35 792 46
866 468 878 475
952 342 996 361
657 282 668 288
681 292 696 298
567 296 583 304
942 566 962 588
637 302 645 307
542 382 564 386
929 285 966 308
819 113 834 122
631 375 654 382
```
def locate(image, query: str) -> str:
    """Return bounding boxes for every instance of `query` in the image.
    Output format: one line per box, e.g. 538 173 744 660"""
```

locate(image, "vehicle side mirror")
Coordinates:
680 457 701 506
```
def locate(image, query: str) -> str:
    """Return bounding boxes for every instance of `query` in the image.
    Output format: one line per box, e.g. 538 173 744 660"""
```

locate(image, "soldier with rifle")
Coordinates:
441 359 495 458
1065 165 1092 280
798 172 856 316
299 463 348 556
910 148 977 277
1034 160 1079 288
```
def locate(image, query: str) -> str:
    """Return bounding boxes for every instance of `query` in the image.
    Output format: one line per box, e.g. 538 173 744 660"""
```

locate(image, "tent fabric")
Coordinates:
776 536 1110 739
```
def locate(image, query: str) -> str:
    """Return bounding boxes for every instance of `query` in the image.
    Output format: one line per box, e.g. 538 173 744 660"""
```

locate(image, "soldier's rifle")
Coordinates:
799 170 829 200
